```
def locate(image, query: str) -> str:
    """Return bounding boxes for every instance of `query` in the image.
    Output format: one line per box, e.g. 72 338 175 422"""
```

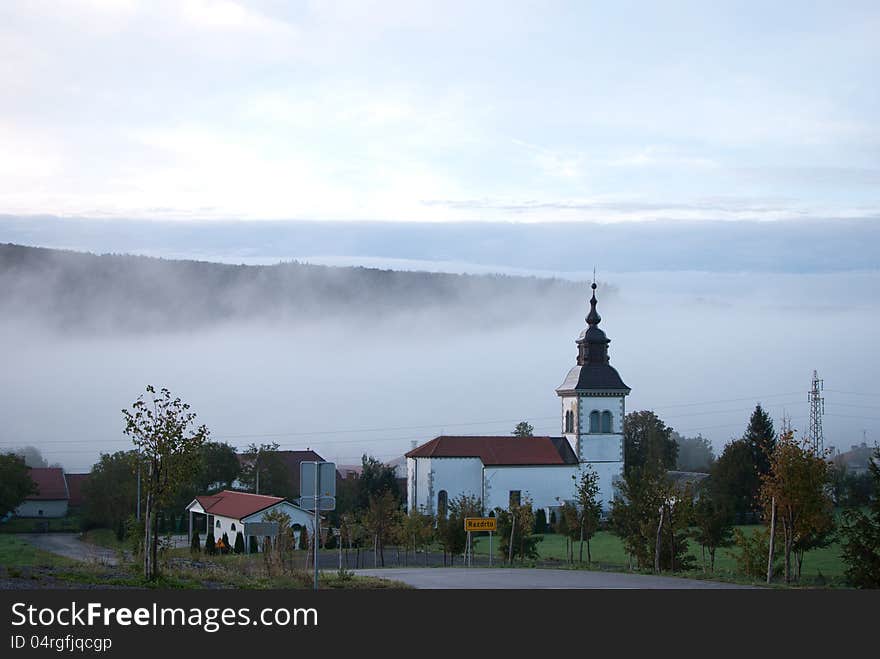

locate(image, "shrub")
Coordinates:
220 532 231 555
190 531 201 555
548 510 557 533
248 535 258 553
534 509 547 534
205 531 216 555
234 531 244 554
298 526 309 551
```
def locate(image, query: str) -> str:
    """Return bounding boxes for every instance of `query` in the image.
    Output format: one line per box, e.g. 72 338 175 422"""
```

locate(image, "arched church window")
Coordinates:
589 411 600 433
216 520 221 528
231 523 236 532
565 410 574 433
601 411 613 433
438 490 448 519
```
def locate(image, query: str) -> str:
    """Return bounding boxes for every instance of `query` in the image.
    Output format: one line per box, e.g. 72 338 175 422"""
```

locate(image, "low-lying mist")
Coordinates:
1 244 877 474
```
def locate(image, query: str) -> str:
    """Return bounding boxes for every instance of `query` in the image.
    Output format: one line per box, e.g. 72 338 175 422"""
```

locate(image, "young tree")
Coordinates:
512 421 534 437
362 490 399 567
122 385 209 580
0 452 37 518
759 432 834 583
840 447 880 588
690 477 734 572
572 466 602 564
435 494 481 565
494 496 542 563
623 411 678 474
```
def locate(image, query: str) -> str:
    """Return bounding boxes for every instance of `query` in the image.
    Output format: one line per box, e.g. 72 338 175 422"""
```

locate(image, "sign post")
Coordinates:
464 517 497 568
300 461 337 591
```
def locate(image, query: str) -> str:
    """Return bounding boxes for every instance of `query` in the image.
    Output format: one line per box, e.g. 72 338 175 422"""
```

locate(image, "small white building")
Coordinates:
406 282 630 518
185 490 317 550
15 467 69 518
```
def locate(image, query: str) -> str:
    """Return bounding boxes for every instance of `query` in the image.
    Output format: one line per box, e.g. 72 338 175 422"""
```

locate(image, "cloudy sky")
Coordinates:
1 0 878 223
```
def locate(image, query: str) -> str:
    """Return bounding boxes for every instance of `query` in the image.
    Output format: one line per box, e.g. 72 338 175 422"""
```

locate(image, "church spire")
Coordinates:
576 280 610 366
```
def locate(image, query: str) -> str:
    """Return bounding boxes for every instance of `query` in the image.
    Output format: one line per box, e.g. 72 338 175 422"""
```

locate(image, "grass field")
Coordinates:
0 534 406 589
469 525 845 583
0 535 78 568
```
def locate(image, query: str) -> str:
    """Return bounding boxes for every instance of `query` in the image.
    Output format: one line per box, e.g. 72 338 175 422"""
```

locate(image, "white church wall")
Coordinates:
407 457 483 514
583 460 622 512
483 465 580 512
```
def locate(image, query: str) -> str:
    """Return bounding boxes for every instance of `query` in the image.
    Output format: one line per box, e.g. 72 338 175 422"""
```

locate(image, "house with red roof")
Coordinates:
16 467 70 518
64 473 89 509
184 490 316 551
405 283 630 519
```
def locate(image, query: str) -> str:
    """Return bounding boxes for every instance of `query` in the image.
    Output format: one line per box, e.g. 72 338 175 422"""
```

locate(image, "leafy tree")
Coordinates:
760 432 834 583
356 455 401 511
673 433 715 472
238 443 293 499
402 509 435 566
558 502 580 563
733 527 777 579
190 531 201 555
194 442 241 492
513 421 534 437
690 477 734 572
495 496 542 563
611 465 691 572
81 450 138 532
0 452 37 518
743 404 776 479
624 411 678 474
362 490 400 567
122 385 209 580
712 439 760 522
572 465 602 564
840 447 880 588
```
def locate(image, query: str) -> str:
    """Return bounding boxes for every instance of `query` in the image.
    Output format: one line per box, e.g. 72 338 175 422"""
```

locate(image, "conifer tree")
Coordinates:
190 531 201 555
234 531 244 554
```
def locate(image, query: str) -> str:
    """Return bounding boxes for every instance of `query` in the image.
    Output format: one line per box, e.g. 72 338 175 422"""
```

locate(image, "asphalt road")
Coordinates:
19 533 121 565
354 567 752 589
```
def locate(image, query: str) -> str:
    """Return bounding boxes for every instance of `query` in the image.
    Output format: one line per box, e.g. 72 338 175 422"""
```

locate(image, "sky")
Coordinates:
1 0 879 223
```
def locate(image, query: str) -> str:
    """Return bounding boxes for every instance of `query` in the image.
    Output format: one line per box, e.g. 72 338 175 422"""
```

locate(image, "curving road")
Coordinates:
19 533 122 566
354 567 753 589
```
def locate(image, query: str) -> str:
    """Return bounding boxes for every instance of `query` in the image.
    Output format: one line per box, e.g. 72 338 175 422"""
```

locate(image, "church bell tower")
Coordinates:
555 281 630 509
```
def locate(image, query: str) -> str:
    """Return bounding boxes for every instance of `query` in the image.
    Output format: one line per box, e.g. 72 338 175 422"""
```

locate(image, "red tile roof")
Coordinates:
26 468 69 500
193 490 285 520
405 436 572 466
64 473 89 507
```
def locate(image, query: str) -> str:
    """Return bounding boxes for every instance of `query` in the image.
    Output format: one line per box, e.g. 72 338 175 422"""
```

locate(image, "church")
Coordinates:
405 282 630 520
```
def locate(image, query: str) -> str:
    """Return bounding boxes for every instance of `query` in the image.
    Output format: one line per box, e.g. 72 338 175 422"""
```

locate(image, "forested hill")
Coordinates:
0 243 586 333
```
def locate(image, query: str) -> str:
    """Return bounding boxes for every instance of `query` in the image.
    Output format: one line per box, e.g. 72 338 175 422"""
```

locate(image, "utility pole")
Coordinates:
807 370 825 453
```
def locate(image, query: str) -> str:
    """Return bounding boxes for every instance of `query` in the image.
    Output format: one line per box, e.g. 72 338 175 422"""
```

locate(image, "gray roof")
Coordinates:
556 364 631 395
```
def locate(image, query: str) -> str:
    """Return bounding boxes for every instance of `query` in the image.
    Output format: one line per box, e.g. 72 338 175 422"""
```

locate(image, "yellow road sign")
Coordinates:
464 517 497 532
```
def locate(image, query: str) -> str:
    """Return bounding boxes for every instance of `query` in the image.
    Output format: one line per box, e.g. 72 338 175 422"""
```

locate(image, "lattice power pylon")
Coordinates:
807 370 825 453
